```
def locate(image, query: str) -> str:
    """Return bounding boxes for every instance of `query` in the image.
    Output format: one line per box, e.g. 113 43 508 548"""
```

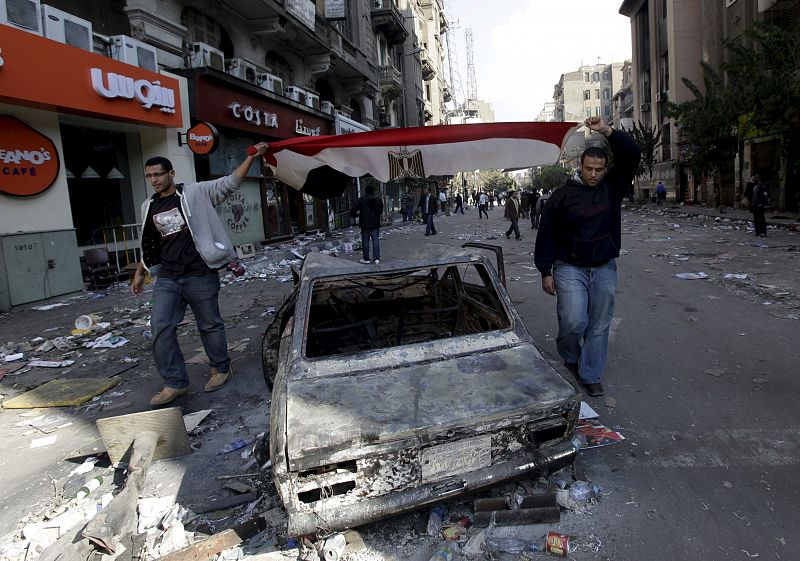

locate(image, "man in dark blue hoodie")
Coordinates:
350 185 384 264
534 117 641 397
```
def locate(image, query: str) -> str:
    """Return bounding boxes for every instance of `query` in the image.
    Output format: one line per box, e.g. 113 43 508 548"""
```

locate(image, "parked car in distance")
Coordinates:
261 244 581 536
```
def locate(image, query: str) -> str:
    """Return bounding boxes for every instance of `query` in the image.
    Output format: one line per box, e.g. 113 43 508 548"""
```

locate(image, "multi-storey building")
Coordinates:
611 60 634 132
619 0 799 209
0 0 430 309
417 0 449 125
535 102 558 122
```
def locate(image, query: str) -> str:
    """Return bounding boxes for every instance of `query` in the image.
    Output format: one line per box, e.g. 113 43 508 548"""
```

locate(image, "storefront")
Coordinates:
180 69 334 243
0 24 191 310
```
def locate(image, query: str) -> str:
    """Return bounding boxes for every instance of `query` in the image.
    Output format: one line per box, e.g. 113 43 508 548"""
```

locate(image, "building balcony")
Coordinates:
420 48 436 81
424 99 433 120
371 0 408 45
379 64 403 97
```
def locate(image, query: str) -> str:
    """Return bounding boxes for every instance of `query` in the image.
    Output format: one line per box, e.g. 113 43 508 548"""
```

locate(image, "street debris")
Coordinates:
3 378 120 409
573 420 626 448
672 272 709 280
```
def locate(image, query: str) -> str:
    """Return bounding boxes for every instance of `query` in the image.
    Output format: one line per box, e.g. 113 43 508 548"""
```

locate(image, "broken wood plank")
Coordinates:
157 517 266 561
96 407 191 465
2 377 120 408
193 492 258 514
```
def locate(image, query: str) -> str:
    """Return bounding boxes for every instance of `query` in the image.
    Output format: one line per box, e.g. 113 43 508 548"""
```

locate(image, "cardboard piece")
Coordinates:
96 407 191 465
2 378 120 409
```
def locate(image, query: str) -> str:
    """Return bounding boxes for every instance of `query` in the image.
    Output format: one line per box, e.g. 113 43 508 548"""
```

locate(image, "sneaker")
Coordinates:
359 259 371 264
581 381 604 397
150 386 187 406
505 233 510 239
204 366 231 392
373 259 380 264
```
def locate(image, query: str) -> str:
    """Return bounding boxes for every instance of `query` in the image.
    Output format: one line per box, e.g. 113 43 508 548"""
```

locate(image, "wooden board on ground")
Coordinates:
158 516 265 561
2 378 120 409
96 407 191 465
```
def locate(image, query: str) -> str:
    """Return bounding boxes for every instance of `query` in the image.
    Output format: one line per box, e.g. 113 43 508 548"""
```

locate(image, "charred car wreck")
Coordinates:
262 244 581 536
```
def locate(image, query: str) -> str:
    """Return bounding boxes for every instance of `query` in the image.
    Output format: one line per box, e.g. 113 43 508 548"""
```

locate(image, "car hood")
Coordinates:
285 343 576 467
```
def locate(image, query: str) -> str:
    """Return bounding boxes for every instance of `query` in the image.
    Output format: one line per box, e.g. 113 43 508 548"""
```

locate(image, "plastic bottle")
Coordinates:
426 505 444 536
427 544 454 561
486 537 540 554
76 476 103 500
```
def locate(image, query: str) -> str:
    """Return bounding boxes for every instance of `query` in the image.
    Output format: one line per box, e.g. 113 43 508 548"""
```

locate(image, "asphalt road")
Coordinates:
1 204 798 561
392 205 799 560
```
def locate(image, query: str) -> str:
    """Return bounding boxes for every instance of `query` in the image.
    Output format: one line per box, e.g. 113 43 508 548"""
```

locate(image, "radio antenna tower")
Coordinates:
464 28 477 112
442 0 463 110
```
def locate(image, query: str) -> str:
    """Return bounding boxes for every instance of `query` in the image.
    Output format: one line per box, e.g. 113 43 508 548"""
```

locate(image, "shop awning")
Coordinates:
261 121 579 198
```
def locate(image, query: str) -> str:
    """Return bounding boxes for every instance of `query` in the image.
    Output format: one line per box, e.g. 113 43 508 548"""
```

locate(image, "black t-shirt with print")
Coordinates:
148 193 214 279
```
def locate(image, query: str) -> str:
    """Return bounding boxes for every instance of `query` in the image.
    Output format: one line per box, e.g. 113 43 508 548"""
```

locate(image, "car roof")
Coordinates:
300 244 494 281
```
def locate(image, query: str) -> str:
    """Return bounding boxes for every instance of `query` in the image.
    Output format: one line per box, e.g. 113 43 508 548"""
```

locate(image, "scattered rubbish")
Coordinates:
69 457 97 477
322 533 346 561
545 531 571 556
32 302 69 311
28 360 75 368
218 438 250 455
76 475 104 499
194 492 258 514
473 494 559 526
74 314 101 330
428 543 456 561
579 401 599 419
30 434 57 448
672 272 709 280
224 481 256 494
441 517 470 541
4 353 24 362
573 420 625 448
426 505 444 536
569 481 601 503
96 407 192 464
486 537 540 554
137 495 178 533
722 273 748 280
183 409 213 434
18 414 73 434
704 368 726 377
100 400 131 412
2 377 120 409
604 396 617 409
85 333 129 349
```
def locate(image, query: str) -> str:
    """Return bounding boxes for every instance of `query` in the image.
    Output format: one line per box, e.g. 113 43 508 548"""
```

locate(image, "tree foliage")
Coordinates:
629 121 662 179
533 165 571 192
476 169 515 192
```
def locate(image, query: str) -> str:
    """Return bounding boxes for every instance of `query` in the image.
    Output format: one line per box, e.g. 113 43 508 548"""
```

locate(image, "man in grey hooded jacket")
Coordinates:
131 143 267 406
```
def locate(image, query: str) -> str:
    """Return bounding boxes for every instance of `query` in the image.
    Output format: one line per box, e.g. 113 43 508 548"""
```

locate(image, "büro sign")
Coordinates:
185 122 219 155
0 116 60 198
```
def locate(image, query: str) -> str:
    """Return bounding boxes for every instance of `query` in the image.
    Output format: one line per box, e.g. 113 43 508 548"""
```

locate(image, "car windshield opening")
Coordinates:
305 263 511 358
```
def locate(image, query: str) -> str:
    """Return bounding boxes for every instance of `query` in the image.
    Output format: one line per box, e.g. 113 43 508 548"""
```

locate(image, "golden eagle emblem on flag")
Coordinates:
388 147 425 181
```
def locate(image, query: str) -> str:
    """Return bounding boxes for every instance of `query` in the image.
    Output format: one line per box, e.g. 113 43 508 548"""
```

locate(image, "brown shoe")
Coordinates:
150 386 188 406
205 366 231 392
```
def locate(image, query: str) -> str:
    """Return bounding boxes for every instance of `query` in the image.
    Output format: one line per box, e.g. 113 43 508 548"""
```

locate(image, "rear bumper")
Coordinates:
286 440 577 536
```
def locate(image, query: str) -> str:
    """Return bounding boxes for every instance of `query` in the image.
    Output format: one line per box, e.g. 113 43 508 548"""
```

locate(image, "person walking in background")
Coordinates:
533 189 551 229
131 143 268 407
656 181 666 205
419 186 439 236
750 174 770 237
400 189 410 222
454 192 465 214
350 184 384 264
504 189 522 240
478 192 489 219
534 116 641 398
438 188 447 215
405 188 416 223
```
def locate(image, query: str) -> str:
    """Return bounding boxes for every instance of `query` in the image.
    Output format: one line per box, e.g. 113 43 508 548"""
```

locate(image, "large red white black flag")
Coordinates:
261 121 578 198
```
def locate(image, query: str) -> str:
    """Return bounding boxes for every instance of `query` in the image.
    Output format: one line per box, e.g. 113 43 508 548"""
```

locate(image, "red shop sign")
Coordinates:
184 122 219 155
0 115 60 198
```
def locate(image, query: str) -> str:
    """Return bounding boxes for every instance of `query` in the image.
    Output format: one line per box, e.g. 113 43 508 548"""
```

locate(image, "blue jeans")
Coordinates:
361 228 380 260
151 274 230 389
553 260 617 384
425 213 437 235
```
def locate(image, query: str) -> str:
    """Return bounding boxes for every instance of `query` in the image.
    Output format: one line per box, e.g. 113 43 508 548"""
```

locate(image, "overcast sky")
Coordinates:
450 0 633 122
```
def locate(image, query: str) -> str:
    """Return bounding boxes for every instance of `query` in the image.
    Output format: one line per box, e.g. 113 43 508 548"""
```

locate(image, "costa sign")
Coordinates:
184 122 219 155
0 116 60 197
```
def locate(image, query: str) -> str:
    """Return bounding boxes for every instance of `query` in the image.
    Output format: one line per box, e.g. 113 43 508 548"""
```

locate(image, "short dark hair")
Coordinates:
144 156 173 172
365 185 374 195
580 146 608 166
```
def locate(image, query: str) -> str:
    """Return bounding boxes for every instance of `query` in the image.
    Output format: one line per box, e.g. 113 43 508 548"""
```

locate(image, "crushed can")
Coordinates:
545 531 571 556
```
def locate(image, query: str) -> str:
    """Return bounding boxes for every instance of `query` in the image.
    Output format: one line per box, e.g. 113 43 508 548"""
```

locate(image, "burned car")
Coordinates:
262 244 580 536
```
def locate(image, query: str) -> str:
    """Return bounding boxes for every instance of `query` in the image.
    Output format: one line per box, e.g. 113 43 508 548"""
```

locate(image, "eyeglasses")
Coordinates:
145 171 169 180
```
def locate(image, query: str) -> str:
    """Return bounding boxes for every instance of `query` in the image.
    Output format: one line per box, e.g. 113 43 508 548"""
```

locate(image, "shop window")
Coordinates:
60 125 135 247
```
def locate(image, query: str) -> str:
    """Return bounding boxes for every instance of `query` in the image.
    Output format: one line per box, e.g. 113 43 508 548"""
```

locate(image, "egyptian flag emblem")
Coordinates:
388 147 425 180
